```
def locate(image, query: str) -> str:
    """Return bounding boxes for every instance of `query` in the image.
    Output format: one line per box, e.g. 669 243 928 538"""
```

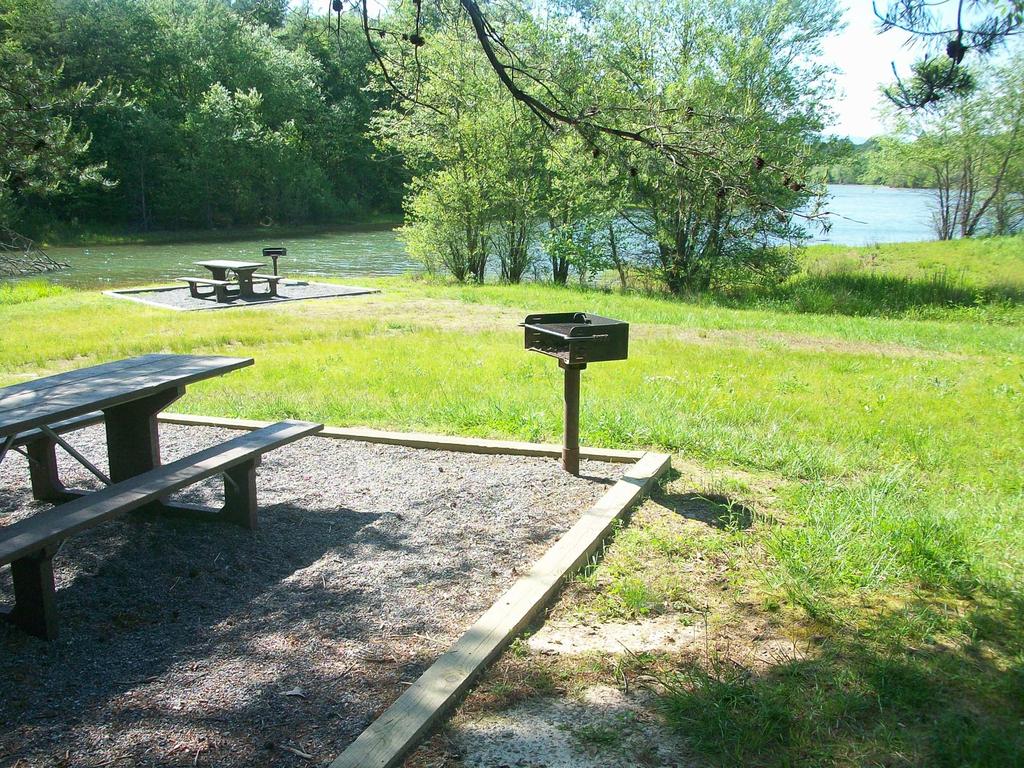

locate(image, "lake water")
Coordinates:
809 184 936 246
37 185 936 288
42 224 417 288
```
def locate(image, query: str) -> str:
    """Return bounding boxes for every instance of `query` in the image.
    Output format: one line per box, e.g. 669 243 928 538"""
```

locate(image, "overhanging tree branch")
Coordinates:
875 0 1023 108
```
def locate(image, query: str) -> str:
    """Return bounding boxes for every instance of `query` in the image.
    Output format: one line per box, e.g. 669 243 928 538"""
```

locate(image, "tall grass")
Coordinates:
0 280 68 306
714 269 1024 323
653 630 1024 766
802 236 1024 288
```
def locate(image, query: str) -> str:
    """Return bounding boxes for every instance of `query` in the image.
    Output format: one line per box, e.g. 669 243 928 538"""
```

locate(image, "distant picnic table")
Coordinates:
180 260 282 302
0 354 321 639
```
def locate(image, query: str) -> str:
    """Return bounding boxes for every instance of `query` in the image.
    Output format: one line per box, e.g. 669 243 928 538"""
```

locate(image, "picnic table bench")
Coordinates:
178 276 233 302
0 354 323 639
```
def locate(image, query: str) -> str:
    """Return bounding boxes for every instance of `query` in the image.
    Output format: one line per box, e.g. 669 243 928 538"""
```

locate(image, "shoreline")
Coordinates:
37 213 403 249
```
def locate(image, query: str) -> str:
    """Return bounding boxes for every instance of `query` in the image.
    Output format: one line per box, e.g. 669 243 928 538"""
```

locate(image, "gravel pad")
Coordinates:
105 282 377 311
0 425 622 767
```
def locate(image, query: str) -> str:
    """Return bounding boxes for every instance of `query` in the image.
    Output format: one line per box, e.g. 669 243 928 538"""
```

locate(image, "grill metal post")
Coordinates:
560 361 584 475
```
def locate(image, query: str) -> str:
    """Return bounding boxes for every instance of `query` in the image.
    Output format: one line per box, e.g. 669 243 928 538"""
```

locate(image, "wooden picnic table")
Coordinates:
195 260 264 297
0 353 324 640
0 353 253 499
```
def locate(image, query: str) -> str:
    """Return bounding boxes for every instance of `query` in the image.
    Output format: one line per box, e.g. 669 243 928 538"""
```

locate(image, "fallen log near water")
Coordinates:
0 227 68 278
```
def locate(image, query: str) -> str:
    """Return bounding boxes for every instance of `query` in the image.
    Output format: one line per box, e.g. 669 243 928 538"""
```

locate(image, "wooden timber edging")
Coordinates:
328 450 671 768
156 412 645 463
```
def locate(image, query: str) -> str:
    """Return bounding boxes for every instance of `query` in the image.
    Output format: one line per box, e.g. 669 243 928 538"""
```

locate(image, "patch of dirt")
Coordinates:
282 294 958 362
638 325 958 360
640 324 964 360
527 616 703 656
278 295 524 334
403 459 804 768
448 685 692 768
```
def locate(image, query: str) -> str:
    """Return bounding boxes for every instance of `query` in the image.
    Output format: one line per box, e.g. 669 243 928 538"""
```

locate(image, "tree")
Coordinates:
876 0 1023 108
0 0 106 228
347 0 826 215
540 132 623 286
374 12 548 283
587 0 838 293
4 0 401 235
401 169 491 282
375 0 838 293
230 0 290 29
877 52 1024 238
281 8 406 214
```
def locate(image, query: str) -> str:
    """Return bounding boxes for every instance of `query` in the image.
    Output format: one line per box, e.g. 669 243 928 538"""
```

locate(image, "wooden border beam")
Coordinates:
157 413 645 463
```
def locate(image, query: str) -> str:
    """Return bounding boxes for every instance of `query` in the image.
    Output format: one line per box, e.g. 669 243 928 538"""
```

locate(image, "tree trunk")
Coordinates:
138 157 150 231
549 218 569 285
469 225 487 284
500 218 530 283
608 222 627 290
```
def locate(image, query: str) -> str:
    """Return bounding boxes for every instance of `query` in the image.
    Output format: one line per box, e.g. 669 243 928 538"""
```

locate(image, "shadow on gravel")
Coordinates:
0 425 623 766
0 499 388 765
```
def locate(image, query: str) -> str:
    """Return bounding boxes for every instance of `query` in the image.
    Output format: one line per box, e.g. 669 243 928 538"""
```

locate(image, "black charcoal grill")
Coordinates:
521 312 629 475
261 247 286 276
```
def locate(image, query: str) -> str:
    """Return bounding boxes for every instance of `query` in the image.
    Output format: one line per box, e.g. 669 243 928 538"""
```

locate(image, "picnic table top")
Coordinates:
195 260 264 271
0 354 253 438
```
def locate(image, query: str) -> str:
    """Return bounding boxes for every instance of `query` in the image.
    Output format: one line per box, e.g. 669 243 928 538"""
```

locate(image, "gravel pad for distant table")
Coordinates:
0 424 623 767
105 281 377 311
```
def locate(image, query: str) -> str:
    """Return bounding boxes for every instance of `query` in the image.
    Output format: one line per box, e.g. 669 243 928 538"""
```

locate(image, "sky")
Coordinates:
823 1 942 140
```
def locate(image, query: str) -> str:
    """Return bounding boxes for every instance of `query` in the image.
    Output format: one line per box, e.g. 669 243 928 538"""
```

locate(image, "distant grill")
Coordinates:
521 313 630 475
262 247 286 276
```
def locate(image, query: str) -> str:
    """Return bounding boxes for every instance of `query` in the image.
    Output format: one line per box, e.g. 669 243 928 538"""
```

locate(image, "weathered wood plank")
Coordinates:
0 355 253 437
0 354 173 398
327 451 671 768
195 260 263 270
178 277 232 286
0 355 247 406
156 413 646 463
0 420 321 566
2 357 243 405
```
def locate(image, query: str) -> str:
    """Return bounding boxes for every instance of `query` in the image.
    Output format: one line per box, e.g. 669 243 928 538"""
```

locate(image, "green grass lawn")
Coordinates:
2 237 1022 766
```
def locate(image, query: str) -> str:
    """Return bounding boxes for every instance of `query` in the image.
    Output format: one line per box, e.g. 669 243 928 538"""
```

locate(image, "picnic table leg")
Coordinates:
221 459 259 529
5 545 59 640
237 274 255 298
26 436 68 502
103 386 184 483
